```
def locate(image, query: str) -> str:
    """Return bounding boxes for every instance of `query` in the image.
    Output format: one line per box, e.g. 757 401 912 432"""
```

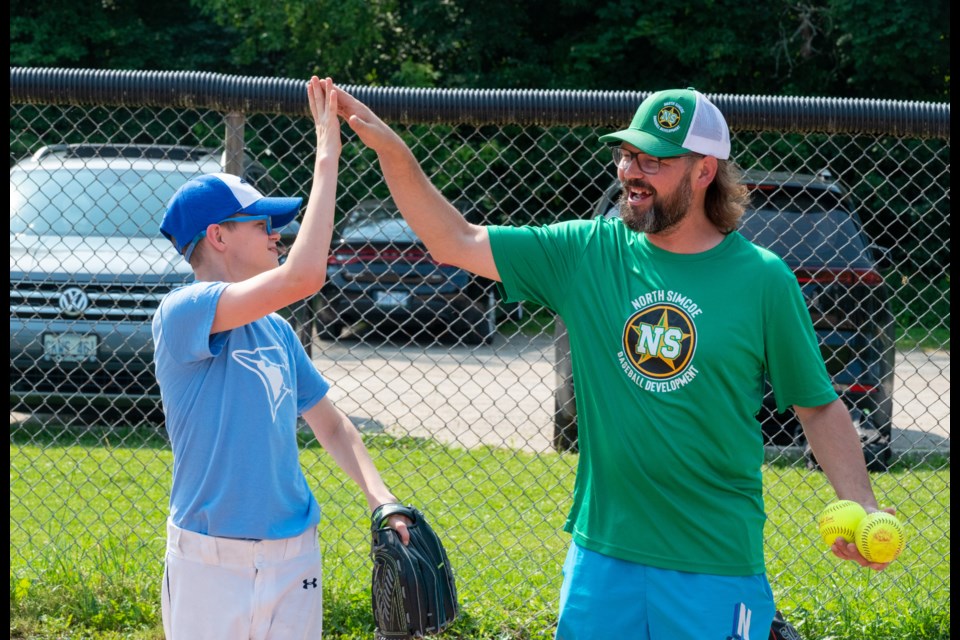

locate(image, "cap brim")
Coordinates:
241 196 303 230
598 129 690 158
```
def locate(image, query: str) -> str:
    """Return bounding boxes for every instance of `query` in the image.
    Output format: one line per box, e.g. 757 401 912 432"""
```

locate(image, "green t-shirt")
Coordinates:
489 218 837 576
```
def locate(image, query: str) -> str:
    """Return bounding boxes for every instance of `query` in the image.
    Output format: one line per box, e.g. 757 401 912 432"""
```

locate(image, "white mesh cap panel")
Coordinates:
682 93 731 159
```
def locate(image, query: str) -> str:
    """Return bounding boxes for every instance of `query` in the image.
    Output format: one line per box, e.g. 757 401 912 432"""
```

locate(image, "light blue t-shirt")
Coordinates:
152 281 330 539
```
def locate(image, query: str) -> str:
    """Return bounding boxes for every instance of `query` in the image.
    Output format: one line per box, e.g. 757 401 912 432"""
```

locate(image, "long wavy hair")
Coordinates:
705 159 750 234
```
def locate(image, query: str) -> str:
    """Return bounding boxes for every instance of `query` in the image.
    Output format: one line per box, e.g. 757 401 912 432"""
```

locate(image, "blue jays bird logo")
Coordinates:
231 347 292 420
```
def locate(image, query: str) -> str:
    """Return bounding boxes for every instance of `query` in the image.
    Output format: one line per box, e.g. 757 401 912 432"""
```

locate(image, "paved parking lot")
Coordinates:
12 333 947 457
313 333 950 455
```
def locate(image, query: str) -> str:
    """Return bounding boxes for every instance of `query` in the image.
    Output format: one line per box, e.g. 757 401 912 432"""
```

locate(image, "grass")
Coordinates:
10 425 951 639
887 268 950 352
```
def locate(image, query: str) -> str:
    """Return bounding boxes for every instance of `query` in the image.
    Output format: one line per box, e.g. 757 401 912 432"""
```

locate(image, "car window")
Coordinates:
10 167 200 238
748 185 848 214
739 208 873 267
338 203 421 244
345 204 400 226
598 181 873 267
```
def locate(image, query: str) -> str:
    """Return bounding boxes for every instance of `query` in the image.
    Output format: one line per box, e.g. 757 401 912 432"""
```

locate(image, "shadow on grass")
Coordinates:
323 586 550 640
10 412 171 450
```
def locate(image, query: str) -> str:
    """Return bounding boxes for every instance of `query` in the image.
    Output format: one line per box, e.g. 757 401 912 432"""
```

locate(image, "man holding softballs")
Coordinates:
326 82 899 639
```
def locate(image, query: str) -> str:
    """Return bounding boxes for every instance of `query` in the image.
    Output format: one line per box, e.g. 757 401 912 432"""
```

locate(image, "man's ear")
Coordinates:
695 155 718 188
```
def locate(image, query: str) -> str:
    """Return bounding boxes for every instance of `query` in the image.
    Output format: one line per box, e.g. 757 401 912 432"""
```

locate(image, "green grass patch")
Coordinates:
497 303 556 338
10 433 950 639
895 326 951 352
887 269 950 351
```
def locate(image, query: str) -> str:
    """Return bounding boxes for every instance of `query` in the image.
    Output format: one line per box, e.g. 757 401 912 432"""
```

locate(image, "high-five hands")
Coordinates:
328 82 404 153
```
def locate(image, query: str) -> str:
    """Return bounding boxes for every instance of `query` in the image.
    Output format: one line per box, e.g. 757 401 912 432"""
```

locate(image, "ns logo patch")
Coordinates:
622 303 697 381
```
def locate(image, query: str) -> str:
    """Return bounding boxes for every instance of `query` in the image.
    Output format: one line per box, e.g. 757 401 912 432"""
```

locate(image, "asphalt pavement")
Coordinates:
312 333 950 456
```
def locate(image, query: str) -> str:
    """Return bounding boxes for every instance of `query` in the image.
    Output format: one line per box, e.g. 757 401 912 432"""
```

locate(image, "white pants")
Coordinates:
162 520 323 640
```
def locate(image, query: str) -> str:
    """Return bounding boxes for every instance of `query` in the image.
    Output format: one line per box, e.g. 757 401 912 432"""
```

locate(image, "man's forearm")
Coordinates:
376 143 475 265
797 399 880 509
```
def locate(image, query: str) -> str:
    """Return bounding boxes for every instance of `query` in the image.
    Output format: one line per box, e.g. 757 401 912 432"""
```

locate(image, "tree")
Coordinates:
10 0 949 100
10 0 244 72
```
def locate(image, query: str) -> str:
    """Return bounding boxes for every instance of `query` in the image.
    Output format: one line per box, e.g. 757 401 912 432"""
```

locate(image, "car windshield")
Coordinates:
10 167 200 238
340 203 420 243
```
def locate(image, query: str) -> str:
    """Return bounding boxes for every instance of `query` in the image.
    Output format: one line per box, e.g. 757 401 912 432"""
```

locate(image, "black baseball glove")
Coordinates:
769 610 803 640
370 503 459 639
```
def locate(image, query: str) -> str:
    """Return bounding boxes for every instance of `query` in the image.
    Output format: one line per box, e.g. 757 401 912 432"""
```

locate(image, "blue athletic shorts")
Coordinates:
556 542 775 640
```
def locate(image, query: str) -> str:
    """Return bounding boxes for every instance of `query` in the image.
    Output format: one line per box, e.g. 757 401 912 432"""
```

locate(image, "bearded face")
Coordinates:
617 165 695 234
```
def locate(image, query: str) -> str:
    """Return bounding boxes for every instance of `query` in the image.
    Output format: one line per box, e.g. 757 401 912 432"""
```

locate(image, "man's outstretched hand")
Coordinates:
331 82 404 154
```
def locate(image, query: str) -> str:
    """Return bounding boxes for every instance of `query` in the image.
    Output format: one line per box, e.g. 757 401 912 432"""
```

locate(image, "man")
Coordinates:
152 76 409 639
331 85 897 639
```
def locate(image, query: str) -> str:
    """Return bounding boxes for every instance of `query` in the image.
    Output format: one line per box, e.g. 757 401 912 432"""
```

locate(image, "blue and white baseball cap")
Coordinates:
161 172 302 259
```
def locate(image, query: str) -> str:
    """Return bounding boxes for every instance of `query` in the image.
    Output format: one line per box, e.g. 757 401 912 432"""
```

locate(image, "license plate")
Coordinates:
375 291 409 308
43 333 99 363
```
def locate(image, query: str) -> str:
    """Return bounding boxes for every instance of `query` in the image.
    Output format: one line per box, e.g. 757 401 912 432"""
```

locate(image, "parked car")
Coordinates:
312 199 498 345
554 170 895 470
9 143 303 423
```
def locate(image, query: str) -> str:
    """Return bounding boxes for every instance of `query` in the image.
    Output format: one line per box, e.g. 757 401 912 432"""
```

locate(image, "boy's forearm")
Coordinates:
306 401 397 510
281 153 339 285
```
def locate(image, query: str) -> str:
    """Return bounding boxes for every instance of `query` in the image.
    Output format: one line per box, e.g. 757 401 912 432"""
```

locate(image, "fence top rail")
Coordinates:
10 67 950 139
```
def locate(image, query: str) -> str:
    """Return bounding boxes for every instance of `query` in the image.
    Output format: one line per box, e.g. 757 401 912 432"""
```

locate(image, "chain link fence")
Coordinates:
10 69 949 632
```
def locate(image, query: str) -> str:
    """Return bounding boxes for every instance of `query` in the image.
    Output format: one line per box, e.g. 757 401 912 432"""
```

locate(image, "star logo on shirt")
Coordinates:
622 302 697 382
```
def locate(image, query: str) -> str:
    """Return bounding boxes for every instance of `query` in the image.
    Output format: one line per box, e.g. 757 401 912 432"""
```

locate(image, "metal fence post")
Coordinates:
224 111 246 176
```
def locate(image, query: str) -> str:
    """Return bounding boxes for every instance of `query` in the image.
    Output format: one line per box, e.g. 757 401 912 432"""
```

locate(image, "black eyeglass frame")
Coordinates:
611 147 704 175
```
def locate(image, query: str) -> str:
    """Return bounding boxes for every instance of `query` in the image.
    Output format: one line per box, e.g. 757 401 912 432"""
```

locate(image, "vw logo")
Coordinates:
59 287 90 317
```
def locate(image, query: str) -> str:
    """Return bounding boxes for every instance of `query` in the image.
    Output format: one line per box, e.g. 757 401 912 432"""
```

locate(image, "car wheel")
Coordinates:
553 317 578 453
288 300 315 355
294 315 314 353
458 292 497 346
553 397 578 453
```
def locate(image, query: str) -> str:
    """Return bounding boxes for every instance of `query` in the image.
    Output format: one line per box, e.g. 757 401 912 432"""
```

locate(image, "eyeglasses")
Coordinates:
183 214 274 262
611 148 702 174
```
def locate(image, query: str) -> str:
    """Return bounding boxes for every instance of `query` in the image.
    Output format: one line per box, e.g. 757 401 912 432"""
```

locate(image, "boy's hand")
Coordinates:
307 76 341 158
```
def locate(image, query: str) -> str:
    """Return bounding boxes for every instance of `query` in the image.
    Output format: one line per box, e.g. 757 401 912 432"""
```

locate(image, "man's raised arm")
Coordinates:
335 84 500 282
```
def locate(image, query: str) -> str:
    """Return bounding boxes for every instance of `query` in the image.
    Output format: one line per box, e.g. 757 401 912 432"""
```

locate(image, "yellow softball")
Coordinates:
817 500 867 547
855 512 905 563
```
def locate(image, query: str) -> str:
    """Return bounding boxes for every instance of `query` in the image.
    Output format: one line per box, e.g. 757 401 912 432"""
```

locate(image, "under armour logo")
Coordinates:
302 578 318 589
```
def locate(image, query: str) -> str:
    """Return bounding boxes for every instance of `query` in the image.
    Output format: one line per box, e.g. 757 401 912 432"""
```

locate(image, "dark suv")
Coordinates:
9 143 301 422
554 170 895 470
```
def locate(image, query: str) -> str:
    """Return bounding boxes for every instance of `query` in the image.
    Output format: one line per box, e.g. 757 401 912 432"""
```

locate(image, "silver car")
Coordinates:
9 143 297 422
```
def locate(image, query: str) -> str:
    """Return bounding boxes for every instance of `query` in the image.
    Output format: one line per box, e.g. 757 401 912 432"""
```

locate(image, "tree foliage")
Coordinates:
10 0 949 100
10 0 246 72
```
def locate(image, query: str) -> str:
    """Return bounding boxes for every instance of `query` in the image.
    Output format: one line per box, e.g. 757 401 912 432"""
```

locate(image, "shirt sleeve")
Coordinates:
488 221 593 314
154 282 230 365
762 261 838 412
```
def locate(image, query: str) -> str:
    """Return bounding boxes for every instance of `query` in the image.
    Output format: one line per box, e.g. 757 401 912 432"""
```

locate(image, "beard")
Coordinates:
617 170 694 235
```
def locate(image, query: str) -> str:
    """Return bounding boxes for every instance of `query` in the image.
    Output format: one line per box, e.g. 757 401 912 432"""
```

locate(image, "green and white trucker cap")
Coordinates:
599 88 730 160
